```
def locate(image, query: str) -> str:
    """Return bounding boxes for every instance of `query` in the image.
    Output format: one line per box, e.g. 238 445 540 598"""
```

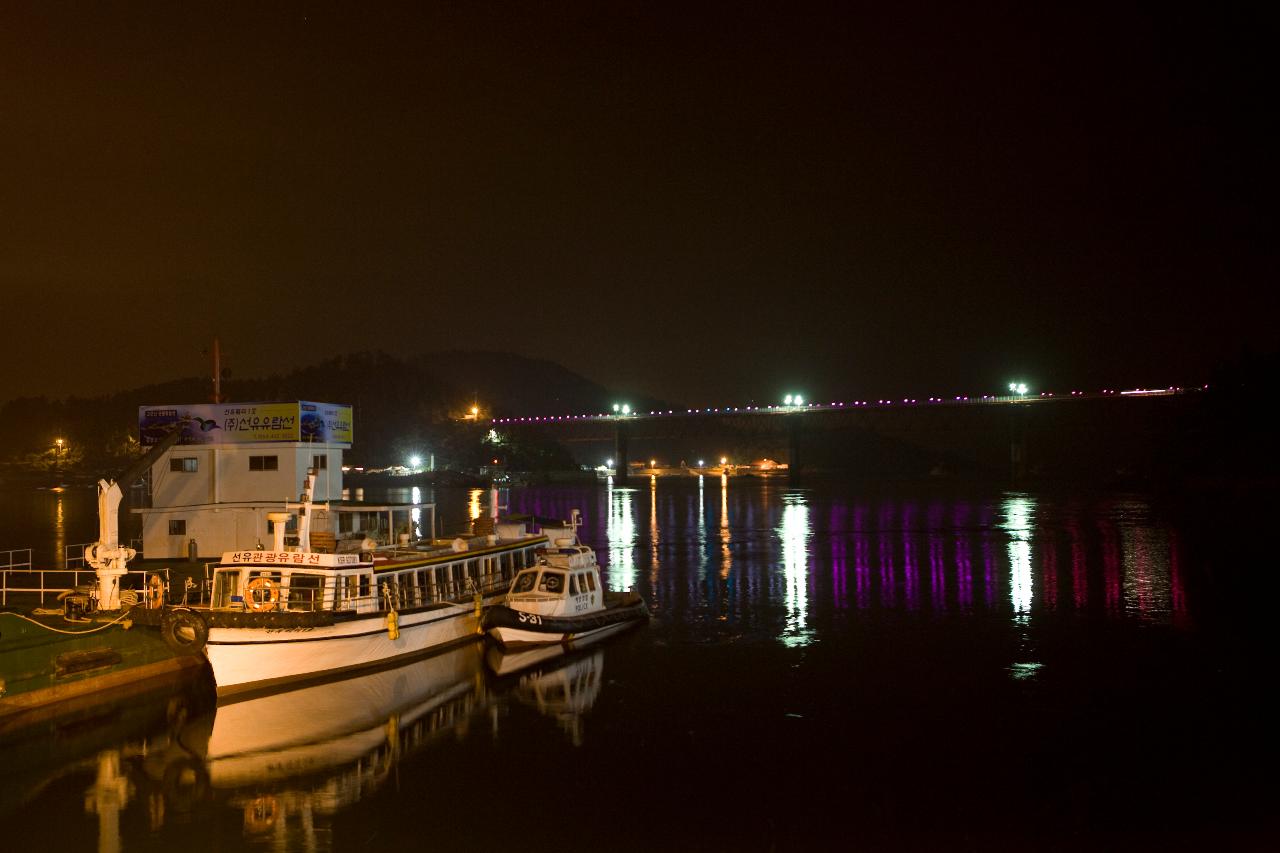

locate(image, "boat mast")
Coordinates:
212 336 222 404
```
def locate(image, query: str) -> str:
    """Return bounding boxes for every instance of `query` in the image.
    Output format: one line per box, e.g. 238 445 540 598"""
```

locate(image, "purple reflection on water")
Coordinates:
981 532 996 609
903 529 918 611
1170 529 1189 625
1042 534 1058 611
956 532 972 610
1100 518 1121 614
929 531 945 611
879 532 895 608
855 534 870 610
831 535 848 611
1069 518 1087 608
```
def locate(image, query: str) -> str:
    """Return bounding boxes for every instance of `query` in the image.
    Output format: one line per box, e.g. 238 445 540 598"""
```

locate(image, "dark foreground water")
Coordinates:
1 478 1274 851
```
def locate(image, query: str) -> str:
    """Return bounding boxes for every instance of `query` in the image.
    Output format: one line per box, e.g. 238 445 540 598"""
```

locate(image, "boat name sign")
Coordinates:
224 551 362 567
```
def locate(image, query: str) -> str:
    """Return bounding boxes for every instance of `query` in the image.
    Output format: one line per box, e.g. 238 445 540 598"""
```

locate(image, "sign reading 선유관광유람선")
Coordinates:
138 401 352 447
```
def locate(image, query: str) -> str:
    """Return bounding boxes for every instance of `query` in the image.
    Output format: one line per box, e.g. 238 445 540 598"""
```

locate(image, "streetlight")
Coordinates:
408 455 422 471
54 438 64 474
1008 382 1028 397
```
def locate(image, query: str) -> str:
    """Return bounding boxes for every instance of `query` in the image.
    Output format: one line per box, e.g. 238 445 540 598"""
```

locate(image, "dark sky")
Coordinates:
2 2 1274 408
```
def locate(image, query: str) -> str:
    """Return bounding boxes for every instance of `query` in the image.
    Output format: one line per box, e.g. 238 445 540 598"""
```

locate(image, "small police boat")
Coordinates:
483 511 646 649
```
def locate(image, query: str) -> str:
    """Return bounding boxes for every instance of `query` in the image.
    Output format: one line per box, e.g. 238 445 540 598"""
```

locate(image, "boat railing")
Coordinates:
0 548 33 606
0 565 171 607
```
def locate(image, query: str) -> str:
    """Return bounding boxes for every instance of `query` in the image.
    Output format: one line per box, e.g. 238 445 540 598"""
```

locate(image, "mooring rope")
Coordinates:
0 609 133 635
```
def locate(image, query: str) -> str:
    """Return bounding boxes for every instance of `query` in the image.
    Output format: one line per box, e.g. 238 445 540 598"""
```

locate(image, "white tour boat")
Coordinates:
483 510 646 648
187 474 547 696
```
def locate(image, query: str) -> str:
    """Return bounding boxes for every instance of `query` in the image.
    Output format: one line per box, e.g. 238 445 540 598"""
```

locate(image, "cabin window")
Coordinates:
170 457 198 472
212 571 240 608
568 575 578 596
512 571 537 594
168 519 186 536
312 454 328 470
288 574 325 611
538 571 565 594
585 573 596 592
249 455 279 471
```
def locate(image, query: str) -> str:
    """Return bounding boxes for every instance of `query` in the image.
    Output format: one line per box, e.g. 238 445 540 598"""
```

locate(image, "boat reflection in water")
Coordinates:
486 644 604 747
49 633 624 852
176 642 488 839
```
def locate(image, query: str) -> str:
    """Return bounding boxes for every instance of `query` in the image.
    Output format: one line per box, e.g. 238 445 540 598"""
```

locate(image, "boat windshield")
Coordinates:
537 571 565 594
512 570 537 594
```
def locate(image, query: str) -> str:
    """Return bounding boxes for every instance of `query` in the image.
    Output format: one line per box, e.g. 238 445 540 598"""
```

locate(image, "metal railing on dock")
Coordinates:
1 548 33 606
1 544 168 606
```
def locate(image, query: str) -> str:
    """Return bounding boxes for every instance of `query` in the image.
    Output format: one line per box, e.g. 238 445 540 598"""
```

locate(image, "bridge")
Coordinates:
490 386 1204 482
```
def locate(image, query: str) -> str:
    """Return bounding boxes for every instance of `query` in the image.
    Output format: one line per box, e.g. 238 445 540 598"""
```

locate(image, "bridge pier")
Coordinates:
613 420 630 486
788 419 804 481
1009 407 1028 480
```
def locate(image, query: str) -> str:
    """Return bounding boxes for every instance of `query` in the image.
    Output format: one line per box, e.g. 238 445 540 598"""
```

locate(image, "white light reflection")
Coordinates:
468 489 482 522
1001 495 1034 622
778 493 813 647
606 482 637 591
410 486 423 538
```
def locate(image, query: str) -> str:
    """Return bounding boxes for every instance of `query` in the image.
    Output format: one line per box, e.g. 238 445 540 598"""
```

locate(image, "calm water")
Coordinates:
1 478 1273 851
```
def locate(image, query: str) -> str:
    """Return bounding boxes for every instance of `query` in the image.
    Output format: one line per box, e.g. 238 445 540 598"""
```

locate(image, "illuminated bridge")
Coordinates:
489 386 1204 480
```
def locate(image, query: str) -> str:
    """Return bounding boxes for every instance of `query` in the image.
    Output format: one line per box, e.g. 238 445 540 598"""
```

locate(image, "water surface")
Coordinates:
1 478 1271 851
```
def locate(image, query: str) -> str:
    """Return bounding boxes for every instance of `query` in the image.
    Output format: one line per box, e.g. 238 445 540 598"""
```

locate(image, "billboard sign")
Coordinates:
139 402 353 447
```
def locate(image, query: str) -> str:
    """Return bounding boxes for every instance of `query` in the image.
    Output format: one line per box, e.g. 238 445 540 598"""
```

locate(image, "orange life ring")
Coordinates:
146 574 165 609
245 576 280 612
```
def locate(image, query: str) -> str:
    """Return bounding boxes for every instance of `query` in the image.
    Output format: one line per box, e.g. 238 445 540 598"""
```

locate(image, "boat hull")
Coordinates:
204 602 483 697
484 597 647 649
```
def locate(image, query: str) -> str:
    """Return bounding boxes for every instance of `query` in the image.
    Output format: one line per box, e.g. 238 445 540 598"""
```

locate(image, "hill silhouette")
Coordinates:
0 350 657 477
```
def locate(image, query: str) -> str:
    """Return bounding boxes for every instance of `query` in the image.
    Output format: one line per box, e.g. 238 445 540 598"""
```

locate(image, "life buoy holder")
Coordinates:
245 576 280 612
146 574 165 610
244 795 279 833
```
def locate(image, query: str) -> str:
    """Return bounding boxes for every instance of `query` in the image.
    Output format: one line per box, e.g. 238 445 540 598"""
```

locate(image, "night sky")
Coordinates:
2 3 1274 408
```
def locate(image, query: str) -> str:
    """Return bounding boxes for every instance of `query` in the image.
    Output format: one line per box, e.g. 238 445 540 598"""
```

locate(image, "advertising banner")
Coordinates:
138 402 353 447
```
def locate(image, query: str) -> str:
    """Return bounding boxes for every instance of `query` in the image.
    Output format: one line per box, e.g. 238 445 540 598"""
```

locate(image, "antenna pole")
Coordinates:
212 337 222 403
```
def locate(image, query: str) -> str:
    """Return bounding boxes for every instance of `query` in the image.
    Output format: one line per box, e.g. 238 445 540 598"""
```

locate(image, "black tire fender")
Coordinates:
161 608 209 656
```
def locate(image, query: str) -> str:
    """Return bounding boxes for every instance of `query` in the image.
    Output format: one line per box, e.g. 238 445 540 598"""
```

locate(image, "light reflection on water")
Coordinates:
558 481 1190 632
779 492 812 647
604 482 636 591
1002 494 1035 623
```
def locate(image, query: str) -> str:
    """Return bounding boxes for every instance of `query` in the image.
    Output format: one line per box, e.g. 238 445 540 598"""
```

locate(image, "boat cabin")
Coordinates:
507 544 603 617
210 535 546 617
